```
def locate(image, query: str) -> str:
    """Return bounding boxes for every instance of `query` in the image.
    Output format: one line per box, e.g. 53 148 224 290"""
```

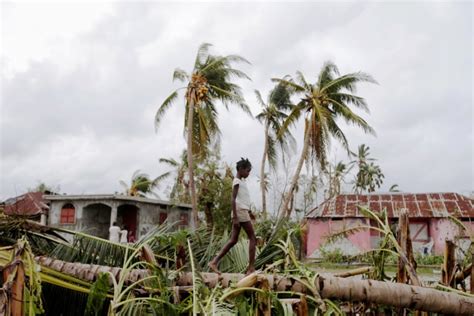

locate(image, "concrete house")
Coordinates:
305 192 473 257
44 194 193 240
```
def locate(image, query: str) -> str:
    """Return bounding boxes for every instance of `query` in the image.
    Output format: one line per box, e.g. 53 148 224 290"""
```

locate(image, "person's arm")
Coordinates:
249 210 255 220
232 183 239 225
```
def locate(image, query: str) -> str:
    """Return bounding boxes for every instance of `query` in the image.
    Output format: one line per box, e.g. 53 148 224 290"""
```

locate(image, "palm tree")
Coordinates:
155 43 251 228
255 82 294 218
119 170 167 198
354 161 385 193
275 62 377 217
326 161 350 198
158 150 190 203
350 144 384 193
389 184 400 192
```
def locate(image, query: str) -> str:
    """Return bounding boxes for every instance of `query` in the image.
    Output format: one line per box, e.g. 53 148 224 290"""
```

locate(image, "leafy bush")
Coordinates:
320 247 347 263
415 254 444 266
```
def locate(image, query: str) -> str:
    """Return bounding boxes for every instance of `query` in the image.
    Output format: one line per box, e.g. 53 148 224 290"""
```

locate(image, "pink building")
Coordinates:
305 192 473 257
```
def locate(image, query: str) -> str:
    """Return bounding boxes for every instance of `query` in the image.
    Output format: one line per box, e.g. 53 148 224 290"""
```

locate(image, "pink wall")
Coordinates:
430 219 474 255
306 219 330 256
306 218 370 257
308 217 473 257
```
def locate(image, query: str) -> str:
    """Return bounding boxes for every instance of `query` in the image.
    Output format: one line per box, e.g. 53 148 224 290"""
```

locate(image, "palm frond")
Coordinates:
209 84 252 116
330 92 370 113
254 89 266 107
277 102 304 139
317 61 339 88
266 134 278 170
173 68 189 82
321 71 377 94
271 77 305 93
50 231 134 266
155 90 179 130
159 157 179 167
295 70 311 91
194 42 212 68
328 97 376 136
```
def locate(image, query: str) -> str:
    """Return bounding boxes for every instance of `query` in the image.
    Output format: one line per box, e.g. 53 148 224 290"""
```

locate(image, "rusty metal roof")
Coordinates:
4 192 49 216
306 192 473 218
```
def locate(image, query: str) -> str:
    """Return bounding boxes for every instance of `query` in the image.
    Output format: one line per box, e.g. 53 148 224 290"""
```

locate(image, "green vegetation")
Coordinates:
415 254 444 266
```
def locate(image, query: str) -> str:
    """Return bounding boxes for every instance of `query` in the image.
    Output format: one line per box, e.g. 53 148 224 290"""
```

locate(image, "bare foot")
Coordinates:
208 261 221 275
245 268 256 276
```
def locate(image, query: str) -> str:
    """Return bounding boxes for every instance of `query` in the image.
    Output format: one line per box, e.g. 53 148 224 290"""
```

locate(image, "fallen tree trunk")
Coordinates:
33 256 474 315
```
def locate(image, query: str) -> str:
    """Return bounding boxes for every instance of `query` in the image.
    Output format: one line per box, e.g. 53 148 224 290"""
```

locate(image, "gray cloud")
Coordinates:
1 2 472 205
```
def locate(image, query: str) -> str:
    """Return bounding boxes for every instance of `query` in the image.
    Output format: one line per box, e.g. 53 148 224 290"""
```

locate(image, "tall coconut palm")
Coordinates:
255 82 295 218
275 62 377 217
155 43 251 228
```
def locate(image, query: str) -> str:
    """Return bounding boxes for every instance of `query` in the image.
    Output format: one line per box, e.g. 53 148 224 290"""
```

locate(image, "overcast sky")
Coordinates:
1 1 472 210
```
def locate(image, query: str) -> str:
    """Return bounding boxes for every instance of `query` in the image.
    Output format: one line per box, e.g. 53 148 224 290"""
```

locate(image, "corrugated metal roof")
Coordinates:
306 192 473 218
4 192 49 216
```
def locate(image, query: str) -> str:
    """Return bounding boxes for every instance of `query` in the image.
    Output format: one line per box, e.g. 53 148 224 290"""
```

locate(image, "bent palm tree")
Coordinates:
255 82 294 218
155 43 251 228
276 62 377 217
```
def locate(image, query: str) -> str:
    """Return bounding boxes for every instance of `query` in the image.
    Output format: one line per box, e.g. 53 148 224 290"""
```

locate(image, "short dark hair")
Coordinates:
236 157 252 171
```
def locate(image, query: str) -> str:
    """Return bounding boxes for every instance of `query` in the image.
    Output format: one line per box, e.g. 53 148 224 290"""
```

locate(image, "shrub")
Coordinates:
320 247 347 263
415 254 444 266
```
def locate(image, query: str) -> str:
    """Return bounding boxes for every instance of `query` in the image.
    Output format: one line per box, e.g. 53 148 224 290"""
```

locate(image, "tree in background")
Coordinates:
276 62 377 217
28 182 60 194
389 184 400 192
255 81 295 218
119 170 167 198
196 156 233 232
351 144 384 193
158 150 190 204
326 161 350 198
155 43 251 227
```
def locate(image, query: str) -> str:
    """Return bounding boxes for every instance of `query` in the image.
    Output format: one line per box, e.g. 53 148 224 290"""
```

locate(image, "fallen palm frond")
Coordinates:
0 216 68 254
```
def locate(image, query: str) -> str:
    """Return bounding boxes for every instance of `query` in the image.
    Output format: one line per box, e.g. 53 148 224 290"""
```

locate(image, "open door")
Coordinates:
118 204 138 241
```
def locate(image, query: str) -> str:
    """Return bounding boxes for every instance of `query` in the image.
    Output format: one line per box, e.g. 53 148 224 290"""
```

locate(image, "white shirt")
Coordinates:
120 229 128 243
109 226 121 243
233 177 251 210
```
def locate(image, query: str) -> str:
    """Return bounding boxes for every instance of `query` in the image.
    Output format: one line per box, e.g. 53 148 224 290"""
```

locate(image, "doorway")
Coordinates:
117 204 138 241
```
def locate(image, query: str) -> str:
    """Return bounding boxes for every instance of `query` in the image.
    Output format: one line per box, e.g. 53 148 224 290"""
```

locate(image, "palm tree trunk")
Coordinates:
280 123 311 218
186 95 199 229
260 122 269 219
34 256 474 315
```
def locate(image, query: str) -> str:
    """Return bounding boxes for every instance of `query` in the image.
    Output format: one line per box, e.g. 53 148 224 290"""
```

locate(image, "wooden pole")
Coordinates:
471 249 473 295
397 210 420 286
397 210 409 284
442 239 456 287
